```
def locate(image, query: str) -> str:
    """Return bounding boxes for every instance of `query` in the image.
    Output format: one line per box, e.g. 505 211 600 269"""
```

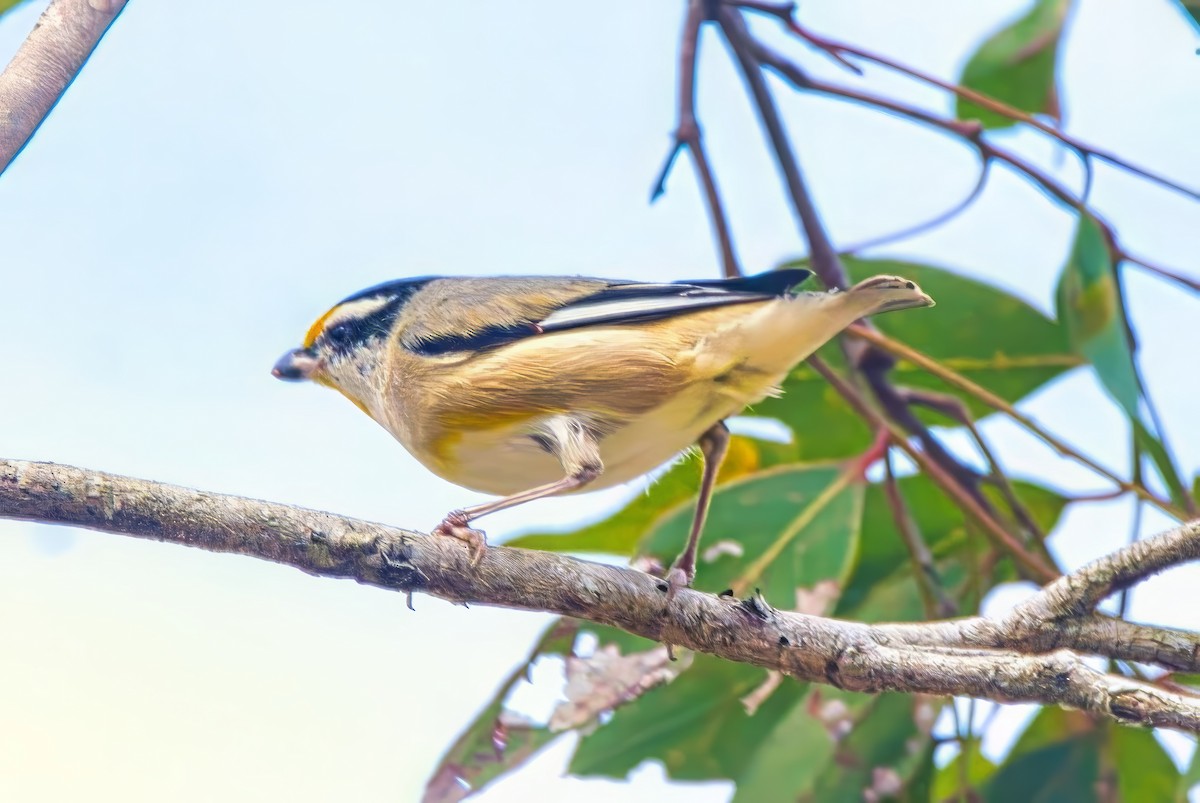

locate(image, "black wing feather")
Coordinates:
409 268 811 356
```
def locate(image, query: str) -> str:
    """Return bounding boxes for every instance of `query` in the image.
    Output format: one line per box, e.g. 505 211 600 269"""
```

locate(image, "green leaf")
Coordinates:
1057 213 1190 510
984 734 1101 803
934 738 998 802
507 435 796 556
731 687 864 802
956 0 1070 129
1180 735 1200 801
757 258 1081 461
985 708 1181 803
1057 214 1139 417
0 0 31 20
638 463 864 599
568 654 808 781
424 620 578 801
835 474 1067 622
1109 727 1180 803
734 689 937 802
808 693 930 801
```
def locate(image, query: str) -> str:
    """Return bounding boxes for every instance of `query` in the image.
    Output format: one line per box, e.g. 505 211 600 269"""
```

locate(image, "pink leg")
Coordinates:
433 416 603 563
666 421 730 596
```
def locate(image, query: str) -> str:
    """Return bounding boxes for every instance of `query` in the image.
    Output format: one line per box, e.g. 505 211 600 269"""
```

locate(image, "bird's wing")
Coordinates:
538 268 813 332
409 268 812 356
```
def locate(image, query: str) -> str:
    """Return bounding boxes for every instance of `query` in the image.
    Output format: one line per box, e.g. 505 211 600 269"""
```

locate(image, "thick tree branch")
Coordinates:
0 0 129 175
3 459 1199 731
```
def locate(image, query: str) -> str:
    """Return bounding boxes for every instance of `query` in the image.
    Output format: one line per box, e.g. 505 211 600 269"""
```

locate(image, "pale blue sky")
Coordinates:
1 1 1197 800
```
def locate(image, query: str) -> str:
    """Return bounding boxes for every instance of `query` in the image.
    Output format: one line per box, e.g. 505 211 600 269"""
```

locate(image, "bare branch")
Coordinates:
652 0 742 278
715 7 847 288
7 459 1195 729
1010 519 1200 620
0 0 129 175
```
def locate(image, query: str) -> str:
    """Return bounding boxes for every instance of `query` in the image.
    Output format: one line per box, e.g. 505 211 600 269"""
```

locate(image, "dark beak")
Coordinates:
272 347 319 381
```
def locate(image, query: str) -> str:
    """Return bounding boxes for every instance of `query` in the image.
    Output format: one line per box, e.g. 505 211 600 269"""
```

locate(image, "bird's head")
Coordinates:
272 278 434 416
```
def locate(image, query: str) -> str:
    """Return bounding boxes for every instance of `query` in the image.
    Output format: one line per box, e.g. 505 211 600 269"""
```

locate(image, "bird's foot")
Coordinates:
663 564 694 603
433 510 488 565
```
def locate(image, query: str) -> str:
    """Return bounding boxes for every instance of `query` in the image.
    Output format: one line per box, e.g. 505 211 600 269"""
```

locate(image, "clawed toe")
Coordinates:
433 511 488 565
663 566 693 603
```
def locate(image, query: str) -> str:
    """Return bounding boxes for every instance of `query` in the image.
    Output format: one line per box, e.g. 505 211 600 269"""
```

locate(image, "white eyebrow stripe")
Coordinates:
324 296 395 328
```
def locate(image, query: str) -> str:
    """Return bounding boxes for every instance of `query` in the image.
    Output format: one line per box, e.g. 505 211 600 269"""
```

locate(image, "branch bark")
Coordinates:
3 458 1199 732
0 0 129 175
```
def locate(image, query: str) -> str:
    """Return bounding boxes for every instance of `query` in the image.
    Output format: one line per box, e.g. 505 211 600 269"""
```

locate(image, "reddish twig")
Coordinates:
808 356 1060 583
897 386 1047 546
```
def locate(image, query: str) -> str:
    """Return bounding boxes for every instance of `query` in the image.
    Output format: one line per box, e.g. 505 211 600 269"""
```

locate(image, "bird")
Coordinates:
273 269 934 592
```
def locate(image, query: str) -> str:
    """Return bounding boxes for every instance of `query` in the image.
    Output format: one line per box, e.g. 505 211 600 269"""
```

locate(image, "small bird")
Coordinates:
273 269 933 591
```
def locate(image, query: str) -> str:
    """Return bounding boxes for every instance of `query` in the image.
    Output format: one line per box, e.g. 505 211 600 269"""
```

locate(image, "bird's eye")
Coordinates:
326 322 352 346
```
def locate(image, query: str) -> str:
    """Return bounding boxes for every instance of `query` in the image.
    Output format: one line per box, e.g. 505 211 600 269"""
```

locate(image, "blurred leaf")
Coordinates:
956 0 1070 128
984 734 1100 803
1057 214 1139 416
1009 706 1096 754
569 654 808 781
424 620 578 802
550 643 688 732
0 0 30 20
638 463 864 599
1109 726 1179 803
731 687 865 802
1056 213 1190 509
836 474 1067 621
1180 735 1200 800
934 738 998 802
1134 418 1191 514
507 435 796 555
758 258 1081 461
809 693 931 801
735 690 933 802
984 708 1180 802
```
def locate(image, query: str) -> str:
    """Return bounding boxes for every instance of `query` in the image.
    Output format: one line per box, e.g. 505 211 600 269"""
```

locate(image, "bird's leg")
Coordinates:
665 421 730 597
433 416 603 563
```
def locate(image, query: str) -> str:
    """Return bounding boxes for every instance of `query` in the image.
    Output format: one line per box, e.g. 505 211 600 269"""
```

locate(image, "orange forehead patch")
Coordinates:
302 306 340 349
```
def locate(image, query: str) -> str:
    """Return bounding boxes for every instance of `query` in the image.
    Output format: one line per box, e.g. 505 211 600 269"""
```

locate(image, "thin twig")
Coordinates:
808 356 1060 582
0 0 130 175
847 322 1188 520
652 0 742 278
883 450 958 618
1119 251 1200 293
839 161 991 256
784 20 1200 204
716 7 847 288
1118 500 1144 619
898 386 1047 546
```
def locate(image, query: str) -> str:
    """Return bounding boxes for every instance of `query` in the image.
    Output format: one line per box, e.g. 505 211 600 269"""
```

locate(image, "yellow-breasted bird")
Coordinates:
273 269 933 591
